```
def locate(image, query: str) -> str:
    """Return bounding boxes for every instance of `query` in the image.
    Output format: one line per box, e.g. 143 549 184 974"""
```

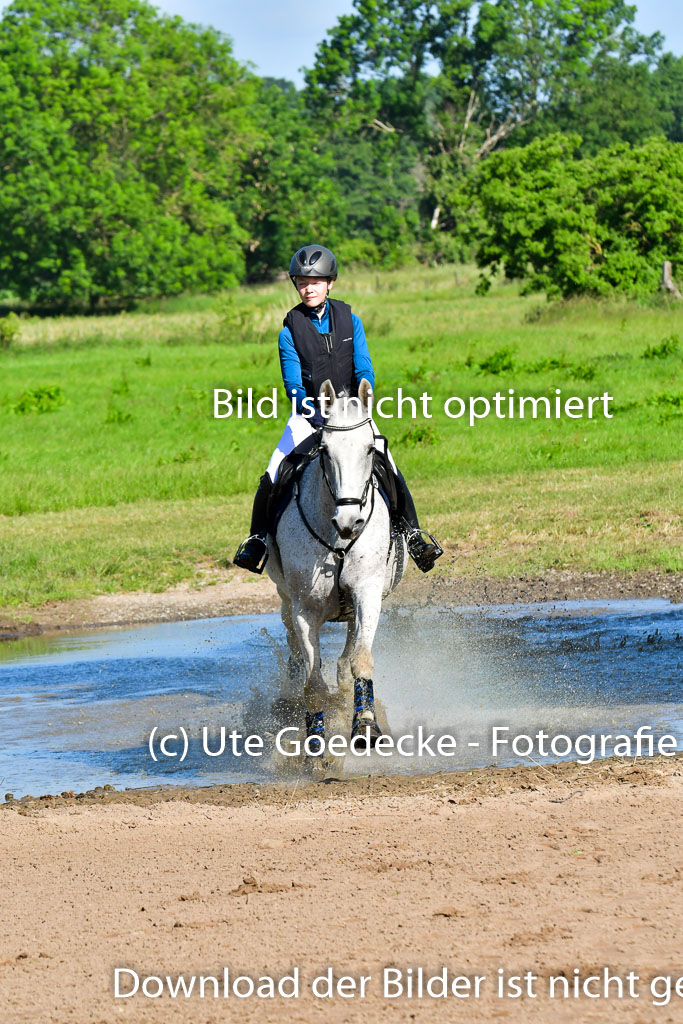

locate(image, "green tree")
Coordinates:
470 133 683 298
0 0 256 307
652 52 683 144
305 0 660 236
236 80 346 280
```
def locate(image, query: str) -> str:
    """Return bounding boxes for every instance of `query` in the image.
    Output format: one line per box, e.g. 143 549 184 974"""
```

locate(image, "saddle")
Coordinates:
266 432 397 538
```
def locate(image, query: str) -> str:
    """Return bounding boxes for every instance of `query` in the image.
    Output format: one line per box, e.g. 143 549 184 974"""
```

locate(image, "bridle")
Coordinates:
295 415 376 562
320 416 373 509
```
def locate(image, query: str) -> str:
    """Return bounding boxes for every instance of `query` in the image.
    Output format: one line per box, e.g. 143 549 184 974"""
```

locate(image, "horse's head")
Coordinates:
319 378 375 541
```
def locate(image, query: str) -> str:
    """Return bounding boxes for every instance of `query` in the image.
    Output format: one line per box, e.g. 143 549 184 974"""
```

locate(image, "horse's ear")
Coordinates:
358 378 374 410
319 379 336 413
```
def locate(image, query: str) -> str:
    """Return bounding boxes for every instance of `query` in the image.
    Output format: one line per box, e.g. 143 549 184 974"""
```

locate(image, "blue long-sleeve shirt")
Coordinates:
278 301 375 414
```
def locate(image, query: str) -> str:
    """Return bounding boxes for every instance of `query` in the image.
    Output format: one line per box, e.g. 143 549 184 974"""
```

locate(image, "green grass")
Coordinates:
1 264 681 608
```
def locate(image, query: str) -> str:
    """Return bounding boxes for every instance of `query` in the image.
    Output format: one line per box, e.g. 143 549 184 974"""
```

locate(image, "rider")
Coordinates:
233 244 443 574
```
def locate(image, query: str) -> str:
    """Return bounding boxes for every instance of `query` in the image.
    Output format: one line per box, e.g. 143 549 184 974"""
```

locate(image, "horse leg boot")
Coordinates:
393 469 443 573
232 473 272 574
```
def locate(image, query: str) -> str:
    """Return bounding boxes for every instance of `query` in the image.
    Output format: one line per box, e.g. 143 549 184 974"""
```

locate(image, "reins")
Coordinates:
294 413 382 596
295 482 375 563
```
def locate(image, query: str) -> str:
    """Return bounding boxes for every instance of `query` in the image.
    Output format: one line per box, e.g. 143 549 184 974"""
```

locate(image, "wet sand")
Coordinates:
1 756 683 1023
2 568 682 640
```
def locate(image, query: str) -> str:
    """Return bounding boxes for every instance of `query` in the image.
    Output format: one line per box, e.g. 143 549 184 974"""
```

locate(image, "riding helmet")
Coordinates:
289 244 338 282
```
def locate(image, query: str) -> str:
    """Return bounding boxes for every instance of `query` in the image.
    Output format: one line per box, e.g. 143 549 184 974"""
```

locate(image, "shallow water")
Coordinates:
0 599 681 798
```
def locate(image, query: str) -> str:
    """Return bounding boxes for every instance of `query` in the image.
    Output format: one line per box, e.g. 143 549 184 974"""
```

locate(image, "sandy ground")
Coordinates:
1 757 683 1024
2 573 682 1022
2 568 682 639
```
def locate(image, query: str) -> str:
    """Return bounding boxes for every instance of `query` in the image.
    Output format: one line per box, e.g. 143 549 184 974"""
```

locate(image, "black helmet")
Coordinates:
289 244 338 281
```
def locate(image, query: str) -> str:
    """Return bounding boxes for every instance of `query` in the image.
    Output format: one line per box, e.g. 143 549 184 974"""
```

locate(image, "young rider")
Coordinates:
233 244 442 574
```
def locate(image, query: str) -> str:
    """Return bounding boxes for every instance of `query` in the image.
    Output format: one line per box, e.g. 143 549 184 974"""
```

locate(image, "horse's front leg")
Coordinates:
349 581 384 750
292 606 326 753
336 620 354 701
279 594 304 689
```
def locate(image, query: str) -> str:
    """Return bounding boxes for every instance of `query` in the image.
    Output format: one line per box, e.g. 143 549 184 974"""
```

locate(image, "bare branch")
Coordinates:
475 104 536 160
370 118 396 133
458 89 479 153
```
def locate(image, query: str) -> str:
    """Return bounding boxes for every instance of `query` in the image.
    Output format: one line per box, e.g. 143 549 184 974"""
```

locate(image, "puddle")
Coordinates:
0 599 681 797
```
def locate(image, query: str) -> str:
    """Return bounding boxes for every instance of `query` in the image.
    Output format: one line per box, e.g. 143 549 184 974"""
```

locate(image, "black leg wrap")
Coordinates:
305 710 325 756
394 469 420 531
250 473 273 536
351 678 382 750
232 474 273 574
390 469 443 572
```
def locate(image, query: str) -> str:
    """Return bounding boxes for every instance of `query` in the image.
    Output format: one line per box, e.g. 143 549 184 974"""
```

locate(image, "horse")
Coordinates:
265 378 406 754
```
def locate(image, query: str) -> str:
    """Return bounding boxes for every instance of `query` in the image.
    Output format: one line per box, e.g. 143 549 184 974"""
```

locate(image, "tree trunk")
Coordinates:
661 261 682 299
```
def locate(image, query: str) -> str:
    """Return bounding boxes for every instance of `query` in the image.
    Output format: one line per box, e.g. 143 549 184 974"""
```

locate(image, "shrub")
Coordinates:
471 135 683 299
0 313 20 349
11 384 65 414
642 335 679 359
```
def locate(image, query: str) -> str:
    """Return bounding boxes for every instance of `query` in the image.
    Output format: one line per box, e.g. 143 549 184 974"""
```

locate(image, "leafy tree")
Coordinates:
524 55 665 154
470 134 683 298
305 0 660 237
0 0 256 307
652 52 683 144
236 81 346 280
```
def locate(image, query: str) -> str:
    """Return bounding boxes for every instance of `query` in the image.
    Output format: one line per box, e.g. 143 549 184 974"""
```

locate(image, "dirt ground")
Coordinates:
1 757 682 1024
2 572 682 1022
2 567 682 640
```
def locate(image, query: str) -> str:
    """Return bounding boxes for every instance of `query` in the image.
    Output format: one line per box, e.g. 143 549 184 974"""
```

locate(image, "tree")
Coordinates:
470 134 683 298
0 0 256 307
234 80 347 281
652 52 683 144
305 0 660 234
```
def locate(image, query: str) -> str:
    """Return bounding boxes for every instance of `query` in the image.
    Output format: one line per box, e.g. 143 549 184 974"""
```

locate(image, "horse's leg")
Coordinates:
349 581 384 750
292 607 326 754
268 593 305 740
336 620 354 700
280 594 303 688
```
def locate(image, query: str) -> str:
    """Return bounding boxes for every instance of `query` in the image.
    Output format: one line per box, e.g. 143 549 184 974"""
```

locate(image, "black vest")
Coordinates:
283 298 355 404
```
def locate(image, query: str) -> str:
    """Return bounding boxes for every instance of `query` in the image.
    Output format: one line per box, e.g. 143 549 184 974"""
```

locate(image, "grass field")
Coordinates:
1 265 681 608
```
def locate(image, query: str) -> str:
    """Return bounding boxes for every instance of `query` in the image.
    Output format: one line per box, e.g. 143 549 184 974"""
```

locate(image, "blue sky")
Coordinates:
0 0 677 83
151 0 683 85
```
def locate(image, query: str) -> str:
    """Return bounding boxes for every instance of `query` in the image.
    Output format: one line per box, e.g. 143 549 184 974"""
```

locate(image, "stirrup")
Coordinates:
406 528 443 573
232 534 269 574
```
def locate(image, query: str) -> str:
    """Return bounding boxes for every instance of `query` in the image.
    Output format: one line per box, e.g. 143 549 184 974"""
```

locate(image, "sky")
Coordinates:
150 0 683 85
0 0 678 83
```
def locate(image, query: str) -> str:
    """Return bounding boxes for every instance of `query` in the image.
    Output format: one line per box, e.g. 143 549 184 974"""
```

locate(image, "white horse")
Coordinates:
266 378 406 751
